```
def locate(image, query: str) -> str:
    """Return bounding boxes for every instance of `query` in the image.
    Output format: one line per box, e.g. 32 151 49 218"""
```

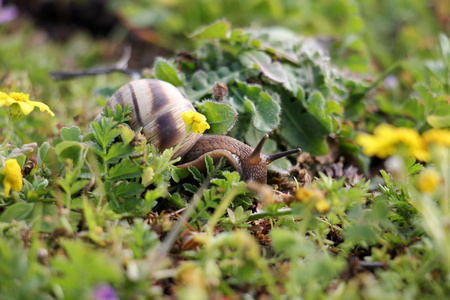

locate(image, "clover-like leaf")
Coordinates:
196 101 237 134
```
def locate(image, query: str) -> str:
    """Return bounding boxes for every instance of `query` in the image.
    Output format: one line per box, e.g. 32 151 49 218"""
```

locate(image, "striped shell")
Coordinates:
100 79 201 158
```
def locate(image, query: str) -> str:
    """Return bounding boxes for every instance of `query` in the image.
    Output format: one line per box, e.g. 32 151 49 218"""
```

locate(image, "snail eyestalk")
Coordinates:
267 148 302 163
248 134 269 164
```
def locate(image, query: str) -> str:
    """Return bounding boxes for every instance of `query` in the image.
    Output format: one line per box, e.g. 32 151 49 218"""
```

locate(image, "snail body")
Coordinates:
97 79 300 183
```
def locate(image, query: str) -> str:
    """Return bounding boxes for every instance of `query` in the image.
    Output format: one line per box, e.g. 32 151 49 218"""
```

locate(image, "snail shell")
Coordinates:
97 79 200 158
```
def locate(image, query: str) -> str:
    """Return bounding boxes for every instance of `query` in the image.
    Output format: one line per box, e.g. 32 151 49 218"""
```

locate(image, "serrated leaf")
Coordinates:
70 180 90 195
183 183 198 194
90 118 120 149
196 101 237 134
115 181 145 198
105 143 134 163
188 166 205 183
239 50 288 83
154 59 183 86
60 126 82 142
190 21 230 39
108 158 142 180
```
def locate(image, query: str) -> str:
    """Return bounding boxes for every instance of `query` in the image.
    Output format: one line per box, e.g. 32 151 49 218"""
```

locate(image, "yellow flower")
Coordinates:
294 187 318 203
2 159 23 196
417 169 441 194
356 124 428 161
0 92 55 117
181 110 210 134
294 187 330 213
315 198 331 213
422 128 450 147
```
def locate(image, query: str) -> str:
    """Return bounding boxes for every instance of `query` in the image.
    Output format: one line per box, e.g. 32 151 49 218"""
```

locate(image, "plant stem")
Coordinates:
246 208 293 222
0 120 15 149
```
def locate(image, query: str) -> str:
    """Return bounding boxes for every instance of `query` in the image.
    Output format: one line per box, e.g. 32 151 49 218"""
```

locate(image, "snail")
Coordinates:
95 79 301 183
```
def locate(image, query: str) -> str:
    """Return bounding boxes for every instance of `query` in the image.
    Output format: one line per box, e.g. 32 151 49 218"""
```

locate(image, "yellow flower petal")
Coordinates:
417 169 441 193
423 128 450 147
0 91 55 117
182 110 195 125
15 101 34 115
315 199 331 213
29 100 55 117
182 110 210 134
2 159 23 196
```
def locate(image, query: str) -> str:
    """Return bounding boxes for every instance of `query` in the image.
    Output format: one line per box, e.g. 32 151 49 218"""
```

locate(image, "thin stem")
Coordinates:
246 208 293 222
0 120 15 149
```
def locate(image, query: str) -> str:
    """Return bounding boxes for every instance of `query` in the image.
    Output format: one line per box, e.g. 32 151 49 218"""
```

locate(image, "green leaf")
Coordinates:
154 58 183 86
239 50 288 83
251 92 280 132
60 126 82 142
37 142 50 166
105 142 134 163
280 112 329 156
55 141 84 166
426 114 450 128
196 101 237 134
438 33 450 63
90 118 120 150
270 229 316 257
70 180 90 195
190 21 230 39
0 202 34 222
188 166 205 183
108 158 142 180
115 181 145 198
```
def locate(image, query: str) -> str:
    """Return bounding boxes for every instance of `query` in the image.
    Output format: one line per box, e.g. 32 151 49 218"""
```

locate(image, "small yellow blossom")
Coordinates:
294 187 318 203
417 169 441 193
2 159 23 196
294 187 330 213
0 91 55 117
315 198 331 213
356 124 428 161
182 110 210 134
422 128 450 147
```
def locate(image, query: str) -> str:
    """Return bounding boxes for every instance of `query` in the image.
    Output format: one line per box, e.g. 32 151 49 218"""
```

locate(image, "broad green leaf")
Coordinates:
108 158 142 180
239 50 288 83
196 101 237 134
154 59 183 86
427 115 450 128
190 21 230 39
55 141 84 166
0 202 34 222
306 92 334 132
438 33 450 63
60 126 82 142
230 29 250 43
280 95 329 155
251 92 280 132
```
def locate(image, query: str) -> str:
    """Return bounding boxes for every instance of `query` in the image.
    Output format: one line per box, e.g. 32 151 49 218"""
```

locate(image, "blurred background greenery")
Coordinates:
0 0 448 143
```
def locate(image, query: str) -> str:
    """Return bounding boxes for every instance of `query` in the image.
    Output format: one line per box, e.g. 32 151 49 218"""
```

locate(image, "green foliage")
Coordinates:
152 22 367 155
1 3 450 298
